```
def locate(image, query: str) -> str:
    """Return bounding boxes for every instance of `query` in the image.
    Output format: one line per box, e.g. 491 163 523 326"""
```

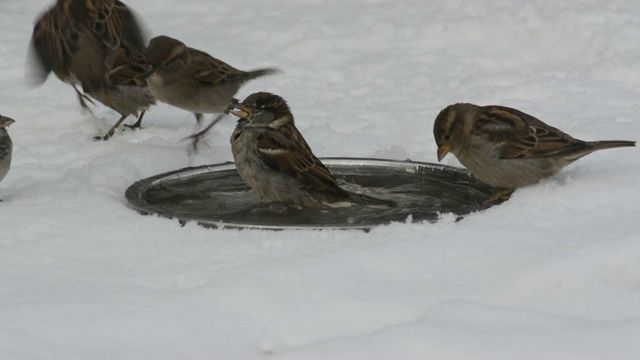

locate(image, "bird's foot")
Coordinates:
185 102 236 154
123 111 146 130
184 112 226 154
185 133 212 156
123 123 142 130
483 188 515 205
93 129 115 141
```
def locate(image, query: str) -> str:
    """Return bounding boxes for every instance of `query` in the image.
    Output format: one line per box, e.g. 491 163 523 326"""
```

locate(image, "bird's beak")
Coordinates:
0 115 15 128
230 104 251 119
437 144 451 162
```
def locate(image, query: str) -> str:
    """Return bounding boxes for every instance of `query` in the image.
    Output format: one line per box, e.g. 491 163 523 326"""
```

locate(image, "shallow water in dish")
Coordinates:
125 158 494 230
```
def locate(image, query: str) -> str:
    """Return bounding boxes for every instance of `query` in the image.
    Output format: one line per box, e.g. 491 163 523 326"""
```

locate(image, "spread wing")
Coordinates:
476 106 586 159
83 0 147 51
29 7 78 84
29 0 147 87
255 126 348 197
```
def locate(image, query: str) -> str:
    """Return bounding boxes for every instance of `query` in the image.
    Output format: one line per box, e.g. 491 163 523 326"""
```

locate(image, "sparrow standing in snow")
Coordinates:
433 103 636 203
28 0 148 137
0 115 16 197
144 36 278 146
230 92 394 207
90 47 156 140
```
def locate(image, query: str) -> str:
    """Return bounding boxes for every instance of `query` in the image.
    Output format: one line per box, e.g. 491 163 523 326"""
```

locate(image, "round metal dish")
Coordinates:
125 158 493 230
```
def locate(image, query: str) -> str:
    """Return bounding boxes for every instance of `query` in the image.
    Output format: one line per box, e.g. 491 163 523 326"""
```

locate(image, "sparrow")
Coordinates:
144 35 278 140
90 47 156 140
433 103 636 203
230 92 394 208
0 115 16 196
28 0 147 112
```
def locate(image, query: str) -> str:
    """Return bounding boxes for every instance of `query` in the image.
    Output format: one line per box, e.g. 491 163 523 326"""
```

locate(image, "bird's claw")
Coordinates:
183 112 227 154
483 188 514 205
93 130 114 141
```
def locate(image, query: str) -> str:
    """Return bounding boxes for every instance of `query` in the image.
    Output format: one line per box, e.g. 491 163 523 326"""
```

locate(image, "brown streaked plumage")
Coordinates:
28 0 147 112
433 103 636 203
90 47 156 140
144 36 279 139
230 92 394 207
0 115 16 195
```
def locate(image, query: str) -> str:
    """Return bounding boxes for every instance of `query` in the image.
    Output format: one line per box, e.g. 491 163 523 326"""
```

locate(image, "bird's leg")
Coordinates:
185 102 236 154
73 86 96 114
93 114 128 141
194 113 203 125
184 113 225 154
483 187 515 205
123 111 146 129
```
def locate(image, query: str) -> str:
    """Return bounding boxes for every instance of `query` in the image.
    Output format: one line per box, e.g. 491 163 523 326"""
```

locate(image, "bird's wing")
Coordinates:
255 126 347 195
83 0 147 51
107 47 147 86
476 106 586 159
29 8 77 83
189 48 245 85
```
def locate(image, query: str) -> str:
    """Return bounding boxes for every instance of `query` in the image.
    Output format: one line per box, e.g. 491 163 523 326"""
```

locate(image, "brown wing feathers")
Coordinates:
478 106 588 160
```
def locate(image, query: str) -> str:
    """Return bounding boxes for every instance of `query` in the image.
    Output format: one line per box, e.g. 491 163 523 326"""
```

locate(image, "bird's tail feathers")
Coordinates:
589 140 636 151
244 67 281 81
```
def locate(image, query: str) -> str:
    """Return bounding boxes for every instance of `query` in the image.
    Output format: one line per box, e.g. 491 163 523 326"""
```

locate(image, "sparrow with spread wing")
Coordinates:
29 0 147 107
29 0 150 139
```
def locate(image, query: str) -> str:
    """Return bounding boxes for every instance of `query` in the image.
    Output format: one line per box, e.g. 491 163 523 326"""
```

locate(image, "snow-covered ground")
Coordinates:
2 0 640 358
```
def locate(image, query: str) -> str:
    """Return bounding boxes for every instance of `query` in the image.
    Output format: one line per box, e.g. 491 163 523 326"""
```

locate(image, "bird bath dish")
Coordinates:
125 158 494 230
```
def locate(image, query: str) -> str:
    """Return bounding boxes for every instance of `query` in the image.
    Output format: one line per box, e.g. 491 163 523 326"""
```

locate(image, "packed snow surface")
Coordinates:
1 0 639 359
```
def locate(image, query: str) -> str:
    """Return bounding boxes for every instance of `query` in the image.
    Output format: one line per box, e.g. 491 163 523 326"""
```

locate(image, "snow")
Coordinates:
1 0 639 358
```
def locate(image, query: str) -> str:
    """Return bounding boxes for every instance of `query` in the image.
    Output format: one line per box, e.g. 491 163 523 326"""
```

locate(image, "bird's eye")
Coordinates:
444 134 451 141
